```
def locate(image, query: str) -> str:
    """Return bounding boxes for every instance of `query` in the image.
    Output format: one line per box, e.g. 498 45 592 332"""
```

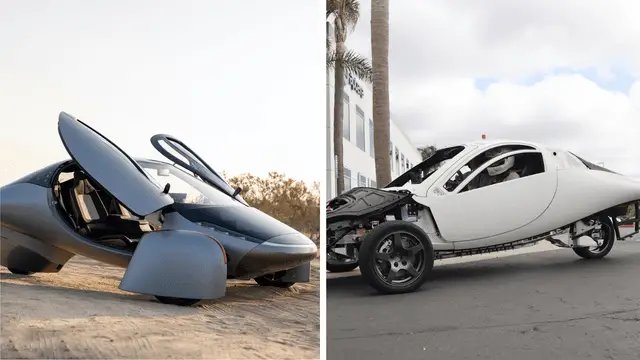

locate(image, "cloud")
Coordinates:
348 0 640 83
346 0 640 178
392 74 640 177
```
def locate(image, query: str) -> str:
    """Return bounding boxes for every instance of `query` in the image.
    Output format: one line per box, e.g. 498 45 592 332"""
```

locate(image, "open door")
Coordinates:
150 134 247 205
58 112 174 217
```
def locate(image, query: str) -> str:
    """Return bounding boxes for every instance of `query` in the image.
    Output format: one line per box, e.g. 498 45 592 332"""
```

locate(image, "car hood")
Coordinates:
172 203 303 243
326 187 413 222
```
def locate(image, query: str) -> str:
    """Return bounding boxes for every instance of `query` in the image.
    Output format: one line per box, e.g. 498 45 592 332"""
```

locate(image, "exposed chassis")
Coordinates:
327 188 640 293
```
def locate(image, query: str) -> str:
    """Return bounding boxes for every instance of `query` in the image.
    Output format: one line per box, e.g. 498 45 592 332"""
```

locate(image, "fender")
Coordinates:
119 230 228 300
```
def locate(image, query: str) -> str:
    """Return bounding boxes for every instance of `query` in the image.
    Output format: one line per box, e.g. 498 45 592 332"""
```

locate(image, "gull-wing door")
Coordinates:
57 112 174 216
150 134 247 205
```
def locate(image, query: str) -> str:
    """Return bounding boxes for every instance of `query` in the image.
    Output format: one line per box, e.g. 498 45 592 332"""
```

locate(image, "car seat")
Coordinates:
69 171 152 241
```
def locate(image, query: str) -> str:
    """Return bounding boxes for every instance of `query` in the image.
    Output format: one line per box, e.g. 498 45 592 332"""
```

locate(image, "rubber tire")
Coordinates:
8 268 33 275
254 275 296 288
359 221 434 294
155 296 201 306
573 216 615 259
326 261 359 273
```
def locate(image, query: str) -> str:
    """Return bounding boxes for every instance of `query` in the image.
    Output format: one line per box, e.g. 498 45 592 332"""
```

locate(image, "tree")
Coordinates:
417 145 437 161
371 0 391 186
226 172 320 244
326 38 372 82
327 0 370 195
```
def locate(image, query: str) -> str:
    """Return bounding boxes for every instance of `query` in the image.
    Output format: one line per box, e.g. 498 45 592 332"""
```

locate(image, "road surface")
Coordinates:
327 240 640 360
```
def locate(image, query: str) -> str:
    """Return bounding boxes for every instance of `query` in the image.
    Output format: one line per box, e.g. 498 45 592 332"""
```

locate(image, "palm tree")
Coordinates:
326 0 371 195
371 0 391 186
326 38 373 82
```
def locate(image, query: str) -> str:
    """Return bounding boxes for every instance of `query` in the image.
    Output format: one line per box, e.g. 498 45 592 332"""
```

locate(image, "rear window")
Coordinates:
569 152 618 174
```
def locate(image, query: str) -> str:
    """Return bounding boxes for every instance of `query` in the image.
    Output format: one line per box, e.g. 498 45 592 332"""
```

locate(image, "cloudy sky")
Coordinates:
347 0 640 179
0 0 324 186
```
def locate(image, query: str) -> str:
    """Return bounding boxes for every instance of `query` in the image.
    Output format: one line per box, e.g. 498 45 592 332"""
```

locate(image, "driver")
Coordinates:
467 148 519 189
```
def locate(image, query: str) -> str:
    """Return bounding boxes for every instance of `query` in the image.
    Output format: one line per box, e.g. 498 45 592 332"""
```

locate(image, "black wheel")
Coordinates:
359 221 434 294
155 296 201 306
326 261 359 273
573 216 615 259
254 271 296 288
8 268 33 275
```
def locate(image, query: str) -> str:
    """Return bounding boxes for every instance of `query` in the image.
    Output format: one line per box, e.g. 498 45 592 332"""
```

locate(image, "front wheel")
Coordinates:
359 221 434 294
8 268 33 275
573 216 615 259
155 296 201 306
254 272 296 288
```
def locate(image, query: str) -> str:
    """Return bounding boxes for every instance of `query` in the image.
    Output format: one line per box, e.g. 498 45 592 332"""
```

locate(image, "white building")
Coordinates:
326 21 421 199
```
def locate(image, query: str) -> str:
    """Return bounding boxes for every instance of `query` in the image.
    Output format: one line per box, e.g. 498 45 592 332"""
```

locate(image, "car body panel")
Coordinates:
57 112 174 216
0 183 132 268
119 230 228 300
426 171 558 242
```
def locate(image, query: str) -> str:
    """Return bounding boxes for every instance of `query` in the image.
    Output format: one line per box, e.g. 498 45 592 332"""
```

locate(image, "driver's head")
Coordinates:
485 147 515 176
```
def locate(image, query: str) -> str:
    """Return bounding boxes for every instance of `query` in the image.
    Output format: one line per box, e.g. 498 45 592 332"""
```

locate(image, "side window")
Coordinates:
443 145 537 192
459 152 545 193
444 164 474 191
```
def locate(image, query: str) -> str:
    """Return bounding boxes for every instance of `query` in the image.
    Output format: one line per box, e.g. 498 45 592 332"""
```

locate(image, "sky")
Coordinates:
0 0 325 186
346 0 640 180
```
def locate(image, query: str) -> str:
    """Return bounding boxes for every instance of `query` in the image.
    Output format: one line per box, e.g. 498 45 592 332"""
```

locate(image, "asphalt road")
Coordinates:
327 241 640 360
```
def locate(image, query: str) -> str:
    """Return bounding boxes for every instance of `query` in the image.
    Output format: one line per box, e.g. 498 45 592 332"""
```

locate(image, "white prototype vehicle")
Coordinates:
326 139 640 294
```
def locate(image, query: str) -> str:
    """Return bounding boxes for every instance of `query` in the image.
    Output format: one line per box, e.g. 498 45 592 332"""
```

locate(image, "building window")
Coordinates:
342 93 350 141
401 154 405 172
358 173 367 187
395 147 400 174
356 106 365 151
389 142 393 169
368 119 374 157
370 180 377 188
343 168 352 192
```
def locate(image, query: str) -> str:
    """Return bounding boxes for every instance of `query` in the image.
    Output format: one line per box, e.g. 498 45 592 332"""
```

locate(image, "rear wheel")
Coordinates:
573 216 615 259
8 268 33 275
254 271 296 288
155 296 201 306
359 221 434 294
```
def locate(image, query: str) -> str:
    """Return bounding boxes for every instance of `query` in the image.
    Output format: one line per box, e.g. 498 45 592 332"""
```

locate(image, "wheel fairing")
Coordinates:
119 230 228 300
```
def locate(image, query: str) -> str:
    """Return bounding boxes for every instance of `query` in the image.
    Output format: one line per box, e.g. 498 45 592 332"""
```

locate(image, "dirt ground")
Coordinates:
0 256 320 359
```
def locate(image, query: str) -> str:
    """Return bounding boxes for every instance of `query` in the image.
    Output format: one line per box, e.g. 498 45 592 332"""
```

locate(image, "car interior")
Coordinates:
54 165 161 250
444 147 546 192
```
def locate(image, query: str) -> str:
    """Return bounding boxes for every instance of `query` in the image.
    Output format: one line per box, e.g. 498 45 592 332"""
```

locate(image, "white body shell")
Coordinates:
386 139 640 251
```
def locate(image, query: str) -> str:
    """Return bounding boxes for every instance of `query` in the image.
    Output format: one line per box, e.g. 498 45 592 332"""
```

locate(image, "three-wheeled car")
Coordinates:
327 139 640 294
1 112 317 306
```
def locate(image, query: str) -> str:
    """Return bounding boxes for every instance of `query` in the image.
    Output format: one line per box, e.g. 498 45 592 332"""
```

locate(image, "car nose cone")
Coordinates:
235 232 317 278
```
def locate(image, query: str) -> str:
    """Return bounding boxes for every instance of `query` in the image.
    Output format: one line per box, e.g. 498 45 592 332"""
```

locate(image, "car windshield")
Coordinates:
385 146 466 188
139 161 245 206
